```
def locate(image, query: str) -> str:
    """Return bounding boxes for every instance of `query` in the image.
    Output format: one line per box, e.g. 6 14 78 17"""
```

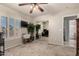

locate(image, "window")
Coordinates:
16 20 21 29
1 16 7 38
16 20 21 36
9 17 14 37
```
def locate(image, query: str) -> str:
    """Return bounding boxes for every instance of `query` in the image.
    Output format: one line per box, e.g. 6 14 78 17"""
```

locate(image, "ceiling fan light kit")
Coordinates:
18 3 48 14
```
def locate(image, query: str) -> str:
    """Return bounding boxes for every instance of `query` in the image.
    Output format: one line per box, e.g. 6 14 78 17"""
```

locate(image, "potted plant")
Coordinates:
27 23 35 42
36 24 41 39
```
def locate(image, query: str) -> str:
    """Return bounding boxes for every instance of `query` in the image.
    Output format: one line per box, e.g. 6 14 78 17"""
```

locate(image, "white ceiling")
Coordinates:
1 3 79 17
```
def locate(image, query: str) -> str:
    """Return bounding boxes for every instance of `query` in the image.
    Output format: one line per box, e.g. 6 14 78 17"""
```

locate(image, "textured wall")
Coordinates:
0 5 31 49
34 9 79 46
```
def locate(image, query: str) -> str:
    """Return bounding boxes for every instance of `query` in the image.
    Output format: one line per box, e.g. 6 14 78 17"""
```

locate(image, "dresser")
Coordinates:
0 32 5 56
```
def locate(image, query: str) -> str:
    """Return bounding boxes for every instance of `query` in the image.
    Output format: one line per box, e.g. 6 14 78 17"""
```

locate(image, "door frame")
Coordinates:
76 18 79 56
63 15 77 44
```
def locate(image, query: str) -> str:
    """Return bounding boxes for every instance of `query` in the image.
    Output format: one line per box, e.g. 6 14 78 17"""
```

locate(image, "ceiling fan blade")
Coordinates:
38 3 48 4
30 4 36 14
19 3 32 6
37 5 44 12
30 9 33 14
19 3 48 6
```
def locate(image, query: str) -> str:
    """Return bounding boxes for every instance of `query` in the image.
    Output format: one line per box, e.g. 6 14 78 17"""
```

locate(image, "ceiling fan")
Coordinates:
18 3 48 14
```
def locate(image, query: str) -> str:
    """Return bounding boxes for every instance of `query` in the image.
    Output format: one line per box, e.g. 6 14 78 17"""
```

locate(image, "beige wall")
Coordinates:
1 4 79 49
0 5 32 49
34 9 79 46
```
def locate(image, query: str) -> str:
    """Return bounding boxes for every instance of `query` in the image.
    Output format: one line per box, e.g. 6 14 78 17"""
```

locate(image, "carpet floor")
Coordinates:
5 37 76 56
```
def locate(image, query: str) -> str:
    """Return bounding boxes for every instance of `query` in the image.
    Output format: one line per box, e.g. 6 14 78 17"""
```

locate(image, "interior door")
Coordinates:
76 19 79 56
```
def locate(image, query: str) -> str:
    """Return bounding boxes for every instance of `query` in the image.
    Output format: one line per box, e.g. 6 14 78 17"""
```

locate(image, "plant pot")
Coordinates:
36 33 39 39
